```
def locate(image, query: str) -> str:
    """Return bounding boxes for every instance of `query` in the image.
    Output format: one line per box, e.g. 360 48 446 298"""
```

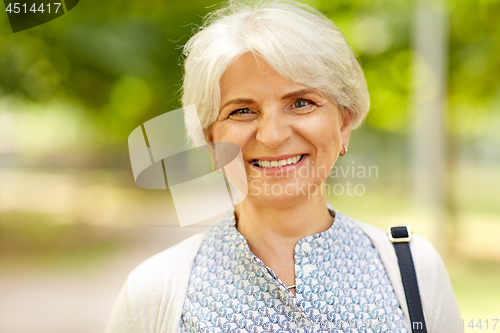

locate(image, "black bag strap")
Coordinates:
387 225 428 333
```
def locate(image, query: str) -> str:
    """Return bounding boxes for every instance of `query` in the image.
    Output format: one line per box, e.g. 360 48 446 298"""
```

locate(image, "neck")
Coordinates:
235 193 333 249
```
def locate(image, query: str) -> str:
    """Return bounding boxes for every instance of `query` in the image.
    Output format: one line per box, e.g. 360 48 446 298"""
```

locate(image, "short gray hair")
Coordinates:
182 0 370 147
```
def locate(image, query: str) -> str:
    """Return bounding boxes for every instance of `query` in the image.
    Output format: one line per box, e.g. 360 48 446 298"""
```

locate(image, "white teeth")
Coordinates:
254 155 303 168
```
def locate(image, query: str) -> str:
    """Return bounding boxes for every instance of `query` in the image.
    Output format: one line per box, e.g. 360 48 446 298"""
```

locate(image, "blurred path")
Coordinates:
0 226 208 333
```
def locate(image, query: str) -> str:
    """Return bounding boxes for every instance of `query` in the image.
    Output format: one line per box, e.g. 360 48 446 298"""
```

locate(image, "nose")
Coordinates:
255 108 292 149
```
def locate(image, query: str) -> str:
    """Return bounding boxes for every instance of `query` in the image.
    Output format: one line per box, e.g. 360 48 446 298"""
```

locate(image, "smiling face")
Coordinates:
210 52 351 205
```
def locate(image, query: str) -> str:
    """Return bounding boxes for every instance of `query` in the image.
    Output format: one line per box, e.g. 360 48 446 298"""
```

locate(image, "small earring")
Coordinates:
339 144 347 156
212 163 223 174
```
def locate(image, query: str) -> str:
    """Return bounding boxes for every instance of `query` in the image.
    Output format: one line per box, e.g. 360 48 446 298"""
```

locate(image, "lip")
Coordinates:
249 154 308 176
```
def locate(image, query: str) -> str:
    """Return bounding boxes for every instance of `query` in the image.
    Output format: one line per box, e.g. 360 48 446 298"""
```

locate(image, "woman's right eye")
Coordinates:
229 108 254 117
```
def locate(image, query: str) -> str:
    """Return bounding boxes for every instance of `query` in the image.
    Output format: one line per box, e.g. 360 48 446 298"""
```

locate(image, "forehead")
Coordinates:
219 52 307 99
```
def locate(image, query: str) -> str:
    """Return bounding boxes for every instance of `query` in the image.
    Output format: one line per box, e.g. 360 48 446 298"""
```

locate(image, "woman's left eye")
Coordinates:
293 99 314 109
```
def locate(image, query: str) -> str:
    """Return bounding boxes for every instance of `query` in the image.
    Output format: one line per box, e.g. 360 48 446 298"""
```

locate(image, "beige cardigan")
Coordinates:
106 221 463 333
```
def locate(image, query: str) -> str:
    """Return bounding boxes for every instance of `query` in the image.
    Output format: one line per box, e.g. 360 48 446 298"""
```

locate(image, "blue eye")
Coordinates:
229 108 253 116
293 99 312 108
232 108 250 114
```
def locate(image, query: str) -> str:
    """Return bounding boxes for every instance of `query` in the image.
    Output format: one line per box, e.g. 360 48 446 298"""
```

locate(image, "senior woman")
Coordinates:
106 1 462 332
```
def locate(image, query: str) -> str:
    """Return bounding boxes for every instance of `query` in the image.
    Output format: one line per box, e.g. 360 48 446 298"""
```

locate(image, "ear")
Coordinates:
340 108 352 147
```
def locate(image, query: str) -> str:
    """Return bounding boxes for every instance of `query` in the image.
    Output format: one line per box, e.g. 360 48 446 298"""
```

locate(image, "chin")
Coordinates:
245 178 325 205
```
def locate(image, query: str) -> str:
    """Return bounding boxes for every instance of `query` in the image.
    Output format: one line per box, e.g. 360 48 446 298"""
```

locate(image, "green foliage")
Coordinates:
0 0 499 165
448 0 500 137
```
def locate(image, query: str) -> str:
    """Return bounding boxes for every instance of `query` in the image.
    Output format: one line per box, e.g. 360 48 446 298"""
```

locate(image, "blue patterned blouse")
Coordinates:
180 206 409 333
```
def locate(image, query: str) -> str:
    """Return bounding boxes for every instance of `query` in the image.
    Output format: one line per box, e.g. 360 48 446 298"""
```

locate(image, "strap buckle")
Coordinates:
387 224 413 243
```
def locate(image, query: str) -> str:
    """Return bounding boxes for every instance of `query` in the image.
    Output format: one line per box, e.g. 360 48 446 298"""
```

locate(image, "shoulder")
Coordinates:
354 219 447 281
355 220 438 262
126 231 208 298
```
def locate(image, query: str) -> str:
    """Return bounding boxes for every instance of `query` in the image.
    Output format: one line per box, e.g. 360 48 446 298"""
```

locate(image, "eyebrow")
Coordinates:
220 98 255 111
282 88 320 100
220 89 321 111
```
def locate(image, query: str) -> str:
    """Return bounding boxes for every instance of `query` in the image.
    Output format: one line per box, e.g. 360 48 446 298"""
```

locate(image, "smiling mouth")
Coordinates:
251 154 305 168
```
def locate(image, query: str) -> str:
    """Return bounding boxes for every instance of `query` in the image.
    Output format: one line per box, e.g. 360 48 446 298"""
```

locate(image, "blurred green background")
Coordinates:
0 0 499 332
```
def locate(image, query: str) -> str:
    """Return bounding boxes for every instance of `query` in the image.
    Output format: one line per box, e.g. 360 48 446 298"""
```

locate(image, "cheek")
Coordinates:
211 122 254 150
299 115 341 152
